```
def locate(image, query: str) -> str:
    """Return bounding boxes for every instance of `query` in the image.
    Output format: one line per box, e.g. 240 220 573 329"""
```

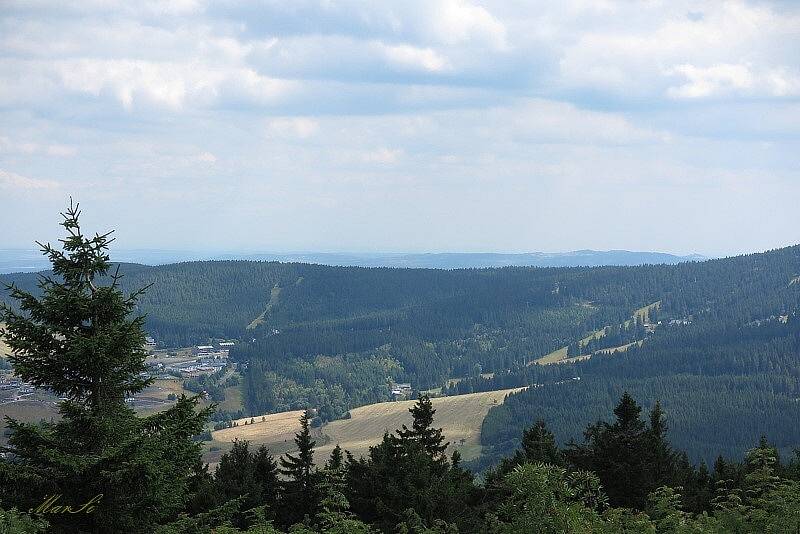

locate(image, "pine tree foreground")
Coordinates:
0 202 211 533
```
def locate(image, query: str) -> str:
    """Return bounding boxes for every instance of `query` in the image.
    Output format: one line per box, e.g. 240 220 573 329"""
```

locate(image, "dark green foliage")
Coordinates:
213 440 279 519
0 203 211 533
346 397 479 532
278 410 319 527
479 307 800 467
1 203 150 405
0 508 48 533
521 420 565 466
565 393 682 509
396 396 449 458
184 372 227 402
4 242 800 466
487 420 565 483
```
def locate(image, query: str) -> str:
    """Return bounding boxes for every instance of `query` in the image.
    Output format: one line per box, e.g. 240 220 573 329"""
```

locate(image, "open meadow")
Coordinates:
204 388 525 467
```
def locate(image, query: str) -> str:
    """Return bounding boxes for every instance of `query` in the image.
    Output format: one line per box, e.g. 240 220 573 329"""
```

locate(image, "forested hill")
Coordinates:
2 246 799 464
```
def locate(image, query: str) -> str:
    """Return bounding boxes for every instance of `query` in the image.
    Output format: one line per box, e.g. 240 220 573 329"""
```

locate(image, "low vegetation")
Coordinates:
206 388 523 465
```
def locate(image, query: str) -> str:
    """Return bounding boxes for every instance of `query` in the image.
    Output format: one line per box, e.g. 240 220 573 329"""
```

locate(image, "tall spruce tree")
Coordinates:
395 395 448 458
520 420 564 466
278 410 318 526
0 202 210 533
566 392 666 509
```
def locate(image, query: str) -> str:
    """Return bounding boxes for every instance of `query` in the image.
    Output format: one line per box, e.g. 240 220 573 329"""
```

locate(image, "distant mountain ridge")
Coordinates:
0 248 704 274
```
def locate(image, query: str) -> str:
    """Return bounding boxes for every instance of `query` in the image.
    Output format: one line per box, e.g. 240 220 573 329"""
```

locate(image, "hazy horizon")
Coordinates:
2 1 799 257
0 246 712 275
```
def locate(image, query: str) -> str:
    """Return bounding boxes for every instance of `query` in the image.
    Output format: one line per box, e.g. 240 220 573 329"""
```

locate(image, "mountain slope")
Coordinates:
2 246 799 464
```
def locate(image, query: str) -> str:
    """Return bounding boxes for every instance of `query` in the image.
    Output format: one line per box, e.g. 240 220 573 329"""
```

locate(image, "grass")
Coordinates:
247 285 282 330
536 300 661 366
535 346 569 365
205 409 307 465
217 384 243 412
595 340 642 355
205 388 525 467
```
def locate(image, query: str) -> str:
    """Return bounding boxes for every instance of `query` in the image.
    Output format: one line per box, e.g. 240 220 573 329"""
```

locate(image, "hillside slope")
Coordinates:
205 388 524 465
3 246 800 464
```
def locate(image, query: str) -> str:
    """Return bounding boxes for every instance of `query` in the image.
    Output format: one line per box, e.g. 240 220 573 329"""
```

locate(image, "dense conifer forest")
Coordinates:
2 206 800 532
3 244 800 465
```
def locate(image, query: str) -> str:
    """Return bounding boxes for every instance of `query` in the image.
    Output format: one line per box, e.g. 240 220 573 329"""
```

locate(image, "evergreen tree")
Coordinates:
485 419 565 484
213 440 278 518
315 445 353 530
347 407 480 532
278 410 318 526
396 396 448 458
252 445 280 514
647 401 679 489
566 392 680 510
0 202 210 533
613 392 645 433
520 420 564 466
326 444 344 471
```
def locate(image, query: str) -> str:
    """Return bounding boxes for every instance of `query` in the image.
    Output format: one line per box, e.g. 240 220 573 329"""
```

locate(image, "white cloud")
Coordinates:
0 169 59 190
381 44 450 73
667 63 800 98
54 59 294 110
1 0 798 254
667 63 754 98
428 0 509 50
46 144 77 157
557 1 800 98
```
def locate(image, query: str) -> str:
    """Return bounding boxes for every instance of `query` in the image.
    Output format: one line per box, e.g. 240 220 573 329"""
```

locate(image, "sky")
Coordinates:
0 0 798 257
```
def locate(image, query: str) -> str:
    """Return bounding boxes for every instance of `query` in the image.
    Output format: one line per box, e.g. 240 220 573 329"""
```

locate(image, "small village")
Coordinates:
0 339 237 412
144 339 234 379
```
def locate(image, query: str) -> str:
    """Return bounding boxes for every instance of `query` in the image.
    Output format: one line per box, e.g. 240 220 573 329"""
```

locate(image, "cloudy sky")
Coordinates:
1 0 798 256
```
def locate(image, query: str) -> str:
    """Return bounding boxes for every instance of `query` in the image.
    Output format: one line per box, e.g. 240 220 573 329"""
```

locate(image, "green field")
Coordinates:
535 301 660 365
535 328 604 365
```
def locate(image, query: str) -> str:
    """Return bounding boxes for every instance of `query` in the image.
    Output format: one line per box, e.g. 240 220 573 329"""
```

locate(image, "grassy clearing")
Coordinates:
217 384 243 412
580 328 606 345
205 409 306 465
247 285 281 330
595 340 642 355
535 346 569 365
535 326 609 365
134 378 211 416
315 388 524 461
205 388 525 466
537 301 660 366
